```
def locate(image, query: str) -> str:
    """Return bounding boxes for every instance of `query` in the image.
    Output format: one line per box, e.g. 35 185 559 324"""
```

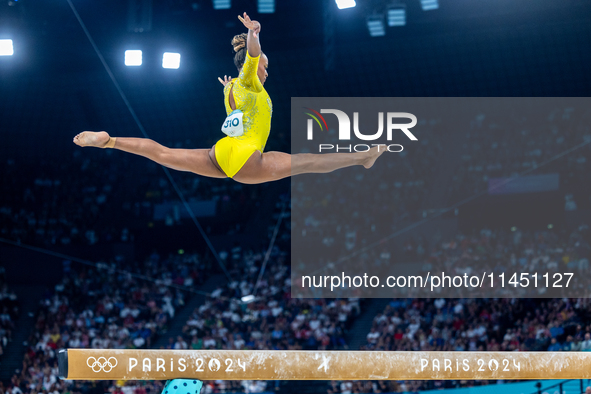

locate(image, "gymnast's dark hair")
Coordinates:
232 33 248 70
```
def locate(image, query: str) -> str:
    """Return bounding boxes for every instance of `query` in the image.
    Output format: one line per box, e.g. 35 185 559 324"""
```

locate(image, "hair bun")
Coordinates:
231 33 248 53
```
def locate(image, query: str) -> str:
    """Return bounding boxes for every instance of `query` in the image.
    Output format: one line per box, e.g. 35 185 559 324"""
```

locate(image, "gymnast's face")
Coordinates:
258 53 269 85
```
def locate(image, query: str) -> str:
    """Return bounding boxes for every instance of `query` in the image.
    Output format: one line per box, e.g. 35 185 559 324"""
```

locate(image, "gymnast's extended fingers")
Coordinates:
218 76 233 86
238 13 255 29
238 15 248 27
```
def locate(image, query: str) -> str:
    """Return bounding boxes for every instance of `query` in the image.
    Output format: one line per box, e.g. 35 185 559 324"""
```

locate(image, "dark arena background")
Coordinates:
1 0 591 393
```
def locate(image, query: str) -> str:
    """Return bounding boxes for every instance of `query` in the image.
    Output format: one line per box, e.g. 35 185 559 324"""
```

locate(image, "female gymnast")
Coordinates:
73 12 385 184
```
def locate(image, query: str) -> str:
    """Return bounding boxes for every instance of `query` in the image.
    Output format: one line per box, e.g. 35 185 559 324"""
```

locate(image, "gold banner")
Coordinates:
59 349 591 380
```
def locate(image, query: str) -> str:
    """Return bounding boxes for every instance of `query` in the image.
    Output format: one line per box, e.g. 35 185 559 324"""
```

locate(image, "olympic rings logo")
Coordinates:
87 357 118 373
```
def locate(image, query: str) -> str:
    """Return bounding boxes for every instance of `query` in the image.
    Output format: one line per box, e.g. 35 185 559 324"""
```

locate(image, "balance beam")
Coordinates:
58 349 591 380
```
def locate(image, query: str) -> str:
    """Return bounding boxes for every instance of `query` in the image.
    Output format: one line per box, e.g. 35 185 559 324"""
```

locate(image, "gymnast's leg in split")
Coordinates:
73 130 386 184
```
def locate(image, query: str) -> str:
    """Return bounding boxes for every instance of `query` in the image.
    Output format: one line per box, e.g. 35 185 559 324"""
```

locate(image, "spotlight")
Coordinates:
124 50 142 66
420 0 439 11
0 39 14 56
335 0 356 9
387 5 406 26
241 295 255 303
212 0 230 10
366 15 385 37
162 52 181 69
258 0 275 13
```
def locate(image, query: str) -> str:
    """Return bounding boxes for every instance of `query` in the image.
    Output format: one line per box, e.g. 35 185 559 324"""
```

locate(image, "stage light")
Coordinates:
212 0 230 10
387 6 406 26
0 39 14 56
124 50 142 66
258 0 274 13
241 295 255 303
366 15 385 37
335 0 356 9
420 0 439 11
162 52 181 69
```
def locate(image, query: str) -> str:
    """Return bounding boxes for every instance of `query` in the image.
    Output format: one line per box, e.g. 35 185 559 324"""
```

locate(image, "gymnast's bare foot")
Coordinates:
363 145 387 169
73 131 110 148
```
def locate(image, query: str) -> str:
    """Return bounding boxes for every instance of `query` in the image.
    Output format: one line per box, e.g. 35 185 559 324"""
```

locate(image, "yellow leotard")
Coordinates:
214 51 273 178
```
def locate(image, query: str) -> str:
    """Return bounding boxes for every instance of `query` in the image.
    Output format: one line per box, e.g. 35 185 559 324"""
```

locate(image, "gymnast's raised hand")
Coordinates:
238 12 260 38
